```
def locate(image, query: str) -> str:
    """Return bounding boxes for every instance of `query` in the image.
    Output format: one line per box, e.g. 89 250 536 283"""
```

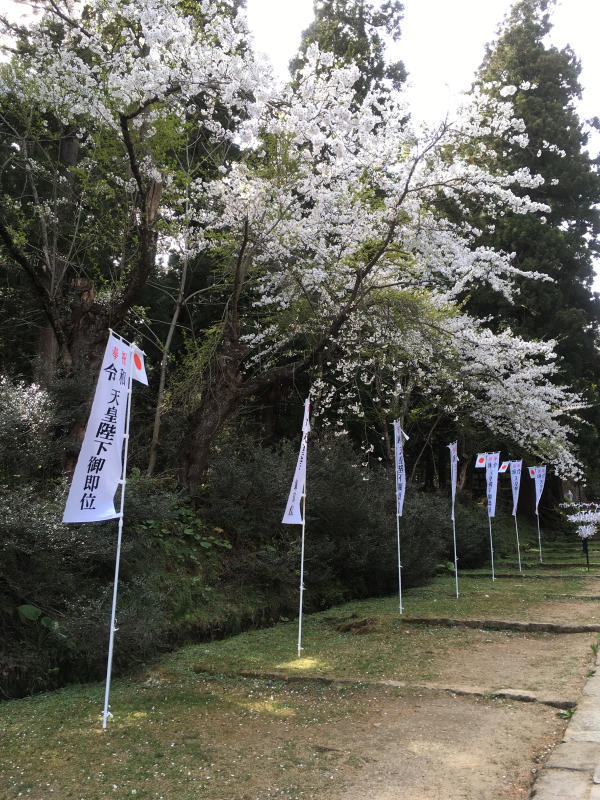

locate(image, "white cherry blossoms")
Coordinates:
2 0 272 133
185 49 582 476
0 3 585 477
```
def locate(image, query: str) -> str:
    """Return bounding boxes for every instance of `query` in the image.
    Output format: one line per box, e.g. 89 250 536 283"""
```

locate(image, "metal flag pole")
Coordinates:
448 443 459 599
514 516 522 572
488 516 495 582
102 332 134 730
396 513 403 614
452 516 459 598
536 511 543 563
297 483 307 658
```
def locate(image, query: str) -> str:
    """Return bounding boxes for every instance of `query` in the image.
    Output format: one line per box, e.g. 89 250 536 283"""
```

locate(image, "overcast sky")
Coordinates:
247 0 600 139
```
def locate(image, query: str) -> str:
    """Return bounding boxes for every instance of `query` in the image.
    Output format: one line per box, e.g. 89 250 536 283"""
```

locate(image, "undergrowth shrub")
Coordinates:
0 475 191 698
201 436 492 614
449 502 490 569
0 435 489 700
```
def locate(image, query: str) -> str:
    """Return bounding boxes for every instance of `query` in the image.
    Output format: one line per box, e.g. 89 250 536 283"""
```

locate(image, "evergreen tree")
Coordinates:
290 0 406 102
468 0 600 488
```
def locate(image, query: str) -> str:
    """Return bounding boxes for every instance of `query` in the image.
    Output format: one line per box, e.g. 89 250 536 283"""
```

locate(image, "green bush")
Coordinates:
450 501 491 569
0 436 491 700
0 476 186 698
200 436 491 614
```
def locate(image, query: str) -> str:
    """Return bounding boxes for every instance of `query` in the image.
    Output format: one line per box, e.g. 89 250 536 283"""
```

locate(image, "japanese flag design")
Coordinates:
132 346 148 385
499 461 509 473
475 453 486 468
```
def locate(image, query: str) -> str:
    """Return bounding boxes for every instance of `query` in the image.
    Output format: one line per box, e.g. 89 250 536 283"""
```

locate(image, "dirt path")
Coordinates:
320 583 599 799
327 690 563 800
186 583 597 799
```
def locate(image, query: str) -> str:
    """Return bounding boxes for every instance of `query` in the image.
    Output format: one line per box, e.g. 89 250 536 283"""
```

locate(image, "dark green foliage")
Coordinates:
291 0 406 103
469 0 600 488
449 502 491 569
201 436 490 612
0 477 171 698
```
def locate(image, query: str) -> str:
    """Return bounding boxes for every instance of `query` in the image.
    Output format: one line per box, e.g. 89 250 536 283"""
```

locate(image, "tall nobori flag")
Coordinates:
529 465 547 514
448 442 458 521
510 460 523 516
393 421 409 516
485 452 501 517
282 398 310 525
63 334 132 523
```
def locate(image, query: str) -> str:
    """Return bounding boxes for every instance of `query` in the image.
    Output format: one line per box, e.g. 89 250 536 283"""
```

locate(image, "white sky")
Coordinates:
246 0 600 135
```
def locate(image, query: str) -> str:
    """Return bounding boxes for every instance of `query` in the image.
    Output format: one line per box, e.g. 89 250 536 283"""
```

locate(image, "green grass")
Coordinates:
0 672 377 799
1 559 595 800
165 572 588 683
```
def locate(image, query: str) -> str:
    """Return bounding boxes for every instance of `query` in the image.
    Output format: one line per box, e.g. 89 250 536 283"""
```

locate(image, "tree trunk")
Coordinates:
147 258 188 476
34 324 58 385
178 377 243 492
61 278 114 474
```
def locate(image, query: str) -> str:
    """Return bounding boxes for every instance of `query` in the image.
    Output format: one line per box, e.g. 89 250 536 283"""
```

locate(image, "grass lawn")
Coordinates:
1 554 596 800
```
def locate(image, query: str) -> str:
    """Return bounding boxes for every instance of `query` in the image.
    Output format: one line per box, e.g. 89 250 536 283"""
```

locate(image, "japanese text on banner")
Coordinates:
485 452 500 518
510 460 522 517
394 421 409 517
63 334 131 523
448 442 458 521
282 398 310 525
529 465 546 514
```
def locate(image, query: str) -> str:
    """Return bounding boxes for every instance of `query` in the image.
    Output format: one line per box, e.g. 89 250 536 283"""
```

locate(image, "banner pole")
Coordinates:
514 516 522 572
452 517 459 598
396 514 403 614
102 353 134 730
297 490 306 658
488 516 495 582
536 511 543 563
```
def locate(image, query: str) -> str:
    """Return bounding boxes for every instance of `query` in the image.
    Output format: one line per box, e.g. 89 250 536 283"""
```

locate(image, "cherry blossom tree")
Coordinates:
174 47 582 487
0 0 271 377
0 2 583 489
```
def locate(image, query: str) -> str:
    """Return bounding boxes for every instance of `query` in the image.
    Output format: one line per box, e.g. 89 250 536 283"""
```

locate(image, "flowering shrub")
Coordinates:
0 376 56 482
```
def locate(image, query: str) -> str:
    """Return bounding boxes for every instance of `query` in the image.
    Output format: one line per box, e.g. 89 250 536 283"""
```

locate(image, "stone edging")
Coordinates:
404 617 600 634
192 665 575 710
529 652 600 799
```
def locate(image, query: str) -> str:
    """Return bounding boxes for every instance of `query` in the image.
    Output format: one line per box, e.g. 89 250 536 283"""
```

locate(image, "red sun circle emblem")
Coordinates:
133 353 142 371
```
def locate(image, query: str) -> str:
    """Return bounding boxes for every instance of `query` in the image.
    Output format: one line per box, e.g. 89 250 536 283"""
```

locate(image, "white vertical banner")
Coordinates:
529 465 546 563
61 330 146 729
281 397 310 657
448 442 458 521
63 334 132 523
485 452 500 518
509 460 523 572
393 420 409 614
394 421 409 517
302 397 311 434
282 435 308 525
529 465 547 513
510 460 523 516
